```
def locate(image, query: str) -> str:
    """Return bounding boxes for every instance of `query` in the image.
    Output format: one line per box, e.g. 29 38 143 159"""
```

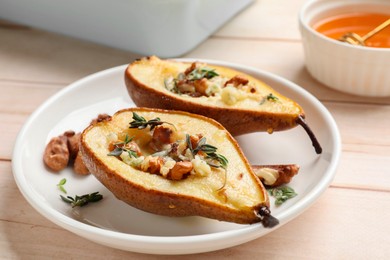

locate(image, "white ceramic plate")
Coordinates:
12 59 341 255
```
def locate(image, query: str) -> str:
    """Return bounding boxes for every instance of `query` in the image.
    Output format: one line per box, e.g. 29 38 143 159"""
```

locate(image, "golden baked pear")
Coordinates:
125 56 322 154
80 108 278 227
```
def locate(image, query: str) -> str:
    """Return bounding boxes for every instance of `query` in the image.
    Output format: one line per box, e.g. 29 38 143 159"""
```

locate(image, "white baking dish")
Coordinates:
0 0 253 57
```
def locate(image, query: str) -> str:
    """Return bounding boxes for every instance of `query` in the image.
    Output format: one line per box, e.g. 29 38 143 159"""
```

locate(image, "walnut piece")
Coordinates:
43 135 69 172
43 130 90 175
64 131 80 161
167 161 193 181
43 114 113 175
224 75 249 87
252 164 300 187
90 113 111 125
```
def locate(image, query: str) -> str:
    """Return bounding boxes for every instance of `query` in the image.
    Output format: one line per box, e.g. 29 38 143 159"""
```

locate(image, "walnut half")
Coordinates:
252 164 300 187
43 130 89 175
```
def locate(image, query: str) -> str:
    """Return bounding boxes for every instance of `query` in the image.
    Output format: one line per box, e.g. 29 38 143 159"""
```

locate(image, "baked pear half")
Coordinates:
80 108 278 227
125 56 322 154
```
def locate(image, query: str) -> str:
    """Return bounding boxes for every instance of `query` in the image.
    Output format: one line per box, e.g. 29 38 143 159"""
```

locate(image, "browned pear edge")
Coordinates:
80 107 279 227
124 56 322 154
124 56 302 135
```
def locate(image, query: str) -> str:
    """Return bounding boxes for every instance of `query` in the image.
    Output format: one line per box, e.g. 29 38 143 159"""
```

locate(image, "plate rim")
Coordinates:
12 59 341 254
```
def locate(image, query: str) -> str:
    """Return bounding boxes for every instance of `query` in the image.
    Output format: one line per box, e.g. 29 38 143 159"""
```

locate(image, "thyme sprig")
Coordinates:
266 93 279 102
187 67 219 81
129 112 174 131
60 192 103 208
268 186 297 206
186 134 228 169
107 134 138 158
260 93 279 105
57 178 67 194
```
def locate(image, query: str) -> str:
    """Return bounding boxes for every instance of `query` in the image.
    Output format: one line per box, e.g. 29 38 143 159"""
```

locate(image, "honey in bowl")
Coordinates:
313 13 390 48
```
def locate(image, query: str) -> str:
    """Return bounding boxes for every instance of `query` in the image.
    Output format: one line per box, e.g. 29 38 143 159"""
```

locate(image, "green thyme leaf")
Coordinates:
57 178 67 194
199 143 217 154
129 112 174 131
127 150 138 158
87 192 104 203
60 195 73 203
260 93 279 105
129 112 153 129
185 134 193 151
205 153 228 169
187 136 228 169
107 134 138 158
133 112 147 124
58 178 66 185
60 192 103 208
268 186 297 206
266 93 279 102
187 67 219 81
214 153 229 169
124 134 131 144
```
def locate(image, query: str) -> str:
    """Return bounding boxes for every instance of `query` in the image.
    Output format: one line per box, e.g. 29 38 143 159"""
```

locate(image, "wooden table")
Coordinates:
1 0 390 258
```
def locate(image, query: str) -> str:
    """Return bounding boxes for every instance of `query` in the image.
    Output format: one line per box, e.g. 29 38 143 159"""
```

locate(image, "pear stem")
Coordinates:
296 116 322 154
257 206 279 228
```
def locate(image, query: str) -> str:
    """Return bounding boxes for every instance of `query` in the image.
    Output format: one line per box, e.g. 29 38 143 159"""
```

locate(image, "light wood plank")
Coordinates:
227 188 390 259
0 81 63 160
333 144 390 191
0 27 139 84
325 101 390 146
0 113 27 160
215 0 306 40
2 161 389 259
0 81 62 114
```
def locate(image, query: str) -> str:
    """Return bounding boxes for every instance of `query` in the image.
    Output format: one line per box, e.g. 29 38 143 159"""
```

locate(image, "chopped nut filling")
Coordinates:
107 112 228 181
164 62 278 106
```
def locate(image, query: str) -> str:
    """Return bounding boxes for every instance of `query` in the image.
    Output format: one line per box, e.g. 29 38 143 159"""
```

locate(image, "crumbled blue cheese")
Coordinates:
160 159 176 177
191 155 212 176
120 153 144 167
221 86 248 105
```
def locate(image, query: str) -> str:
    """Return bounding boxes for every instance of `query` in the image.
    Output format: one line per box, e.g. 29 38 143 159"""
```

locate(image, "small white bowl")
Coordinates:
299 0 390 97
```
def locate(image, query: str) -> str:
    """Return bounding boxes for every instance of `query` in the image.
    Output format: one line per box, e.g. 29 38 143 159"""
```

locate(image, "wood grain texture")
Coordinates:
1 162 389 259
1 0 389 258
215 0 306 40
